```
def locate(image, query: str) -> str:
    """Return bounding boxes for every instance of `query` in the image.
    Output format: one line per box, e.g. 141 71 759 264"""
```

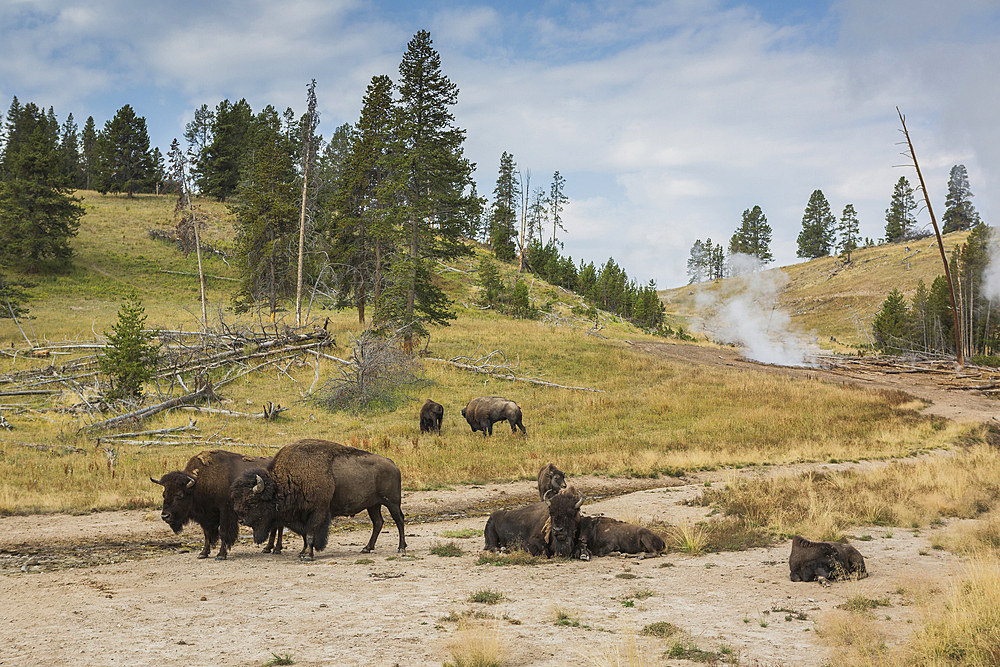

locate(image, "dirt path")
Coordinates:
0 342 982 667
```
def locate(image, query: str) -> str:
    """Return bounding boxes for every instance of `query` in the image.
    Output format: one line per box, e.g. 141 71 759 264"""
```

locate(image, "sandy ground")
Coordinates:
0 341 989 667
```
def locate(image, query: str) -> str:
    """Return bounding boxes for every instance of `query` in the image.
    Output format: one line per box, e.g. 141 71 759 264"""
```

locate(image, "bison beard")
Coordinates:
419 399 444 433
483 491 583 558
230 439 406 561
461 396 526 436
788 535 867 585
151 450 282 560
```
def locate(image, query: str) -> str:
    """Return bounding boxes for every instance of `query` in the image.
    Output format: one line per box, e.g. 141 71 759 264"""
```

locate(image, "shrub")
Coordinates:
98 291 159 400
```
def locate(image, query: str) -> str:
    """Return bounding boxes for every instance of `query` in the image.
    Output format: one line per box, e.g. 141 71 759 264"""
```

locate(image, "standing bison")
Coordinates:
537 463 567 500
573 516 666 559
419 399 444 433
483 489 584 558
151 450 282 560
231 439 406 561
462 396 526 436
789 535 867 585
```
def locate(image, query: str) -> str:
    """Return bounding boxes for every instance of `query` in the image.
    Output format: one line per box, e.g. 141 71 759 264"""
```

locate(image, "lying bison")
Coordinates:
537 463 567 500
789 535 867 585
574 515 666 559
420 399 444 433
462 396 526 436
151 450 283 560
483 489 584 557
231 439 406 561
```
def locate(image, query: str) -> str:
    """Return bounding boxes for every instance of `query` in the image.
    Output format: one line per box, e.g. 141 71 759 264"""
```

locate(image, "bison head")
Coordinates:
545 490 584 558
230 469 279 545
150 471 197 533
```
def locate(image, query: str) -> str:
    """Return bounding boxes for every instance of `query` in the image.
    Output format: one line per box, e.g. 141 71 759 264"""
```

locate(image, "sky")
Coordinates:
2 0 998 288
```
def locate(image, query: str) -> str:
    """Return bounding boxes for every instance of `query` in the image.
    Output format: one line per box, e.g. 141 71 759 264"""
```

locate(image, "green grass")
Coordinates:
468 589 505 605
430 541 464 557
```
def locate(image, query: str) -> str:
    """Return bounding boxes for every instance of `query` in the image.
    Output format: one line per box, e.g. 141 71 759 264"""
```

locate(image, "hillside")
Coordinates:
660 230 974 352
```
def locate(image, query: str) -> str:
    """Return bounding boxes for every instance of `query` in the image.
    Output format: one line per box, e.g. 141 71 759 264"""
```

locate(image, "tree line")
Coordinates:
686 167 981 284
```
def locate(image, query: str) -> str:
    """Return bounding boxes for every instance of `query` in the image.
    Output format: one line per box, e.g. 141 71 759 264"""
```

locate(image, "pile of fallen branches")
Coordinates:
430 346 604 393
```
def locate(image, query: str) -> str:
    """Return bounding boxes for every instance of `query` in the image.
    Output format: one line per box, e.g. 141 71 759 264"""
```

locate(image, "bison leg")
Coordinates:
199 523 220 559
263 526 284 554
386 502 407 553
362 506 385 553
216 508 240 561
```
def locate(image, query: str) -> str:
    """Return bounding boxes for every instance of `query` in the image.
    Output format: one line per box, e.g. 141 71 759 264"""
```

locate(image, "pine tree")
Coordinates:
549 171 568 244
80 116 97 190
796 189 836 258
872 288 910 353
230 107 300 316
384 30 476 351
942 164 981 233
490 151 518 262
98 291 160 400
58 113 81 187
729 205 773 264
686 239 707 284
838 204 860 262
197 99 254 201
94 105 156 197
884 176 917 243
0 102 82 271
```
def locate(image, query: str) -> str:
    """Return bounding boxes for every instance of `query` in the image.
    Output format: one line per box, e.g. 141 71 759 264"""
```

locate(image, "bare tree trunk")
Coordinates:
898 108 963 368
191 205 208 329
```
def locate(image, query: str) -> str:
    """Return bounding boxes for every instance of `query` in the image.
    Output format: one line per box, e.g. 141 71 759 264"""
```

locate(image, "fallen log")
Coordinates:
83 382 215 433
427 357 604 393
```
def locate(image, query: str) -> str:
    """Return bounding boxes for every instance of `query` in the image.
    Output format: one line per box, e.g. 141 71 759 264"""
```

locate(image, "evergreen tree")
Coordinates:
94 105 156 197
838 204 860 262
549 170 568 244
0 102 82 272
872 288 910 353
729 205 772 264
384 30 476 350
184 104 215 159
58 113 81 187
197 99 254 201
80 116 97 190
884 176 917 243
98 291 160 400
490 151 518 262
942 164 981 233
796 189 836 258
709 240 726 279
230 106 300 316
686 239 707 284
0 272 31 320
1 97 24 180
327 75 395 324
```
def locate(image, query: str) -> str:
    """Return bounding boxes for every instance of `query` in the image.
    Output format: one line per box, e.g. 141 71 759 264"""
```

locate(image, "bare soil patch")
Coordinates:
0 342 982 667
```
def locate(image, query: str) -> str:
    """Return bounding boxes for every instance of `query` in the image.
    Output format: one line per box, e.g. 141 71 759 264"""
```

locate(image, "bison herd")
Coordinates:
151 396 868 585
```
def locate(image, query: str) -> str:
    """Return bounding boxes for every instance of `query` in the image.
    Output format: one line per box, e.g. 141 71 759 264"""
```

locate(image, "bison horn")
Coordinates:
185 476 196 489
543 489 555 503
150 477 162 485
252 474 265 494
574 493 584 510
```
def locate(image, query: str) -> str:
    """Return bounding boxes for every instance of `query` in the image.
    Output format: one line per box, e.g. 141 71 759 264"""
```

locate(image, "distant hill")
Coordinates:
660 231 973 352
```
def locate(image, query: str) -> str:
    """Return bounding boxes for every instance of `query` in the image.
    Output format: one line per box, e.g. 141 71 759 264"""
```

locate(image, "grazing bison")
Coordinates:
573 516 666 559
483 489 584 557
537 463 567 500
461 396 526 436
231 439 406 561
151 450 283 560
419 399 444 433
789 535 867 585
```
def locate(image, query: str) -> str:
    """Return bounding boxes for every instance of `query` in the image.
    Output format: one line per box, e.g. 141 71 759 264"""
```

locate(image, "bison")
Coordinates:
789 535 867 585
537 463 567 501
573 515 666 559
420 399 444 433
483 489 584 558
461 396 526 436
151 450 283 560
230 439 406 561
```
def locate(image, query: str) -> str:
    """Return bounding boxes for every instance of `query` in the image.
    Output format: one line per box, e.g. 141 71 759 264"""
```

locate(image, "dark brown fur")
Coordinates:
151 450 282 560
537 463 567 500
573 516 666 558
461 396 526 436
483 490 583 557
230 439 406 561
789 535 867 584
419 399 444 433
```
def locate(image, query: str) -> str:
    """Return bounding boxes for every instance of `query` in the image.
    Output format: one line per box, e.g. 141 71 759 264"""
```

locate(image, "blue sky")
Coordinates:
2 0 998 288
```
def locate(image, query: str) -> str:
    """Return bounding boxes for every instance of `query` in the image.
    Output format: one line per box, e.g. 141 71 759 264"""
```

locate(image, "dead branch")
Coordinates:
83 382 216 433
427 357 604 393
95 419 199 442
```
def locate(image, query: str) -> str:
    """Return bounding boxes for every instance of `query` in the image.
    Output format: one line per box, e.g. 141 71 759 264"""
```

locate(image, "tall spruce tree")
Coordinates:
197 99 254 201
490 151 518 262
942 164 981 233
838 204 860 262
0 102 82 272
383 30 475 351
328 75 395 324
80 116 97 190
230 106 300 316
94 105 156 197
729 205 772 264
58 113 81 187
796 189 836 258
549 170 568 244
884 176 917 243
